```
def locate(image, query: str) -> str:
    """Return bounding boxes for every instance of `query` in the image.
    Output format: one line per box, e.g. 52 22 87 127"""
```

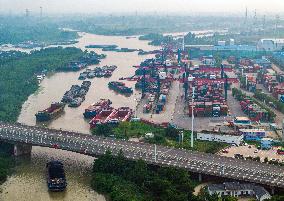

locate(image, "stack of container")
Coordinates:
188 81 228 117
240 99 269 122
241 75 257 92
155 94 167 114
143 94 155 113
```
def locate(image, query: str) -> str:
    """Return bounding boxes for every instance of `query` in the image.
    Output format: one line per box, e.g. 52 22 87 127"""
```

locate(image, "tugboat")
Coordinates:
46 161 67 191
35 102 65 122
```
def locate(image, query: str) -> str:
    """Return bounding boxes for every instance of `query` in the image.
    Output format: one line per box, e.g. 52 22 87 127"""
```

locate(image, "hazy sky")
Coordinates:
0 0 284 15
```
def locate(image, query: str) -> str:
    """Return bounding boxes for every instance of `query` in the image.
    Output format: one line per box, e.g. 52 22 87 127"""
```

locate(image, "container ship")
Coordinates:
35 102 65 122
108 81 133 95
46 161 67 191
83 99 112 118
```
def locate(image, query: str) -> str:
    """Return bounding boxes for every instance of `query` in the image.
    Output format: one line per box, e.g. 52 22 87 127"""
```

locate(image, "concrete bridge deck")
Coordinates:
0 121 284 188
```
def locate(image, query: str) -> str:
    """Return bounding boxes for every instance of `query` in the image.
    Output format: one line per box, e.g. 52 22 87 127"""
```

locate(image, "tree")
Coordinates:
266 196 284 201
222 196 238 201
117 121 131 138
93 124 113 137
165 126 179 140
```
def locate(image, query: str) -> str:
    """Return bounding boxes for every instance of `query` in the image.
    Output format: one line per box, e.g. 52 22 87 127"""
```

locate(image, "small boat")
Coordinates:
46 161 67 191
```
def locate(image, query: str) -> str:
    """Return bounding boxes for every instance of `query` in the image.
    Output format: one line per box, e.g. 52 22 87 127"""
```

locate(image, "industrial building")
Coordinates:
239 129 266 141
207 182 271 201
257 39 284 51
260 138 273 150
197 132 243 146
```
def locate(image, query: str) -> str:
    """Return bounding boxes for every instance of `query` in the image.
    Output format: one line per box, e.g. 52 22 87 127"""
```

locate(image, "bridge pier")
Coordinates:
271 187 275 195
13 144 32 156
198 173 202 182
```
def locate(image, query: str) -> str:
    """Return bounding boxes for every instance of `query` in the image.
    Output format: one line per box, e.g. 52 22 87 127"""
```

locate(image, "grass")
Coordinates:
94 122 228 154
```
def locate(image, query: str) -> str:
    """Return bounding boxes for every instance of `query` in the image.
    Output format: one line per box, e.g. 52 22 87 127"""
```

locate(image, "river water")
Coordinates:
0 33 157 201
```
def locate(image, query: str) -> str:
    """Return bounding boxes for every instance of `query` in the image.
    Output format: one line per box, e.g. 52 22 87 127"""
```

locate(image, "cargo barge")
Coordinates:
83 99 112 118
35 102 65 122
106 107 133 124
85 45 118 49
89 106 133 128
108 81 133 95
57 52 105 71
89 107 116 128
79 65 117 80
46 161 67 192
62 81 91 107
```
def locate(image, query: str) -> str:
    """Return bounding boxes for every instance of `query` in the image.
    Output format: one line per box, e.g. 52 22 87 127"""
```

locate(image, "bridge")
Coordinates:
1 121 284 189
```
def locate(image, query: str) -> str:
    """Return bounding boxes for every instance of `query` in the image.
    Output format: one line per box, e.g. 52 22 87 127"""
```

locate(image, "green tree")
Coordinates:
93 124 114 137
165 126 179 140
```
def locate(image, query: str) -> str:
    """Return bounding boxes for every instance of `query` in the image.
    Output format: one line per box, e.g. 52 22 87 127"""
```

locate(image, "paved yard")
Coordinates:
137 80 180 123
219 145 284 162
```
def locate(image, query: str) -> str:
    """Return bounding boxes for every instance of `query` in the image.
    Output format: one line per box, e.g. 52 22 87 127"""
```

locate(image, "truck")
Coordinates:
212 104 221 117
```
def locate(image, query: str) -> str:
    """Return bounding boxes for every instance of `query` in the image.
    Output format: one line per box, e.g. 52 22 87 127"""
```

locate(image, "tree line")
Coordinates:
91 150 238 201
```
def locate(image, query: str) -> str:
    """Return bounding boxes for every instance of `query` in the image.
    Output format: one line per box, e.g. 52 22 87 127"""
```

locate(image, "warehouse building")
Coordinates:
239 129 266 141
197 132 243 146
257 39 284 51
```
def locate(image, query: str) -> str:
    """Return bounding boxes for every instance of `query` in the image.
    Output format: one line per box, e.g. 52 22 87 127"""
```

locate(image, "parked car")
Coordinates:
222 149 229 153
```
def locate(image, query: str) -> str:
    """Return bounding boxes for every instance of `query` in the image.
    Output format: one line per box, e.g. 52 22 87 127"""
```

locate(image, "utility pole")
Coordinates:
154 144 157 162
244 7 248 35
182 36 185 51
179 130 184 144
25 9 30 17
40 6 43 18
245 7 248 25
191 87 195 148
142 68 146 98
275 15 280 39
262 15 266 30
177 49 181 64
253 9 257 27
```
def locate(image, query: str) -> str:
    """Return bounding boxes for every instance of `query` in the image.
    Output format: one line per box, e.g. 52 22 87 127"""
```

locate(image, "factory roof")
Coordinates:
260 38 284 43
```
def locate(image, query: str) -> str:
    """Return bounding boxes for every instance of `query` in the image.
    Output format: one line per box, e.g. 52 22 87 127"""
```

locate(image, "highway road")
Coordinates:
1 121 284 188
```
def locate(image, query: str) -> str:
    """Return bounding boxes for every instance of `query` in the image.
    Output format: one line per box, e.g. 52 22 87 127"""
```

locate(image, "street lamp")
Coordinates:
191 87 195 148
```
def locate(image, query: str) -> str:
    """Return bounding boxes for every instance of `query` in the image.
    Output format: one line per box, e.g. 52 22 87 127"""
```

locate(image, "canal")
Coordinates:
0 32 157 201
